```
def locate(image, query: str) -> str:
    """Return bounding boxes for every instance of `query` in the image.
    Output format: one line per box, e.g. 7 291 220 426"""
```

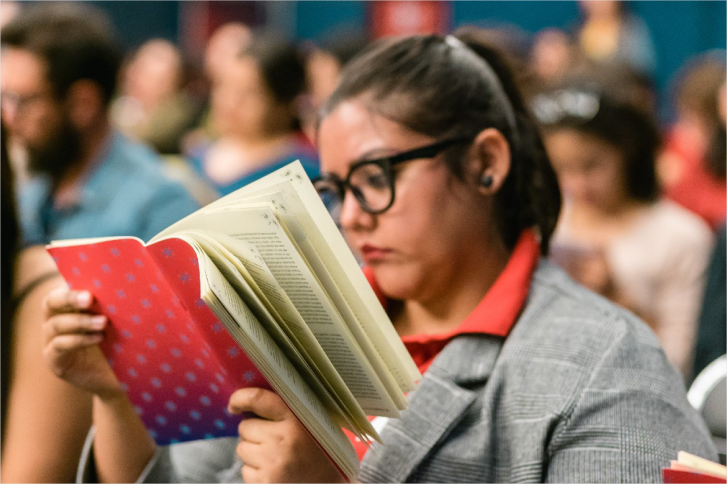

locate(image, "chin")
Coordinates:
371 264 422 301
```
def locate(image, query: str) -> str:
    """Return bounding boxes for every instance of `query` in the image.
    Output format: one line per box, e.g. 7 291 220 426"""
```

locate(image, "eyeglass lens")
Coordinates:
348 163 392 212
314 161 394 217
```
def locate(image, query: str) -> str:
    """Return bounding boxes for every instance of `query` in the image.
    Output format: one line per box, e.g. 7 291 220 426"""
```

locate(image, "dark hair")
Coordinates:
674 53 726 179
242 33 306 106
532 79 661 202
320 29 562 255
706 127 726 180
1 122 20 443
675 53 725 125
1 3 122 107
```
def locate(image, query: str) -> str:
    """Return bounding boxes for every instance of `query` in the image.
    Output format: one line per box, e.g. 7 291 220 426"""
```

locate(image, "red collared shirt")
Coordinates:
348 230 541 460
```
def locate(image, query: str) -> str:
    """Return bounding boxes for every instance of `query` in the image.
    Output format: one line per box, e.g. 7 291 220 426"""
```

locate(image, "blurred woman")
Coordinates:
43 31 716 483
576 0 656 76
188 33 318 196
533 81 713 378
111 39 202 155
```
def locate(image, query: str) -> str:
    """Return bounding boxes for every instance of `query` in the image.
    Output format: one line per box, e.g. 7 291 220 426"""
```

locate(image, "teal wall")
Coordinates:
296 1 367 41
293 1 726 119
20 1 725 118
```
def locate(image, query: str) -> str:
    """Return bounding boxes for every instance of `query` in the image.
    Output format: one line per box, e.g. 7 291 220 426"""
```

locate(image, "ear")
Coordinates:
65 80 104 130
467 128 511 195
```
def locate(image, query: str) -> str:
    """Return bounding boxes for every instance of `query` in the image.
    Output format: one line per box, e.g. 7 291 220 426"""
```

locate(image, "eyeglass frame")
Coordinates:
0 90 54 116
313 136 473 215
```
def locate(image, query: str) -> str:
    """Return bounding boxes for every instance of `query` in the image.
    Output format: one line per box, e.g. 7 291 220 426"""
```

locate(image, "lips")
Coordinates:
358 244 392 263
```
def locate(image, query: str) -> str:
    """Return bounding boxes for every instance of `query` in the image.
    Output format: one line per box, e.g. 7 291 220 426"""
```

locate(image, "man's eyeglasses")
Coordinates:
313 137 472 217
0 90 52 116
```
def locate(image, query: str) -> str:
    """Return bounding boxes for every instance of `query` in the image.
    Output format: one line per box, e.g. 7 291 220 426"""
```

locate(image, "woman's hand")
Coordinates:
42 287 123 400
228 388 346 483
571 247 615 297
570 249 655 325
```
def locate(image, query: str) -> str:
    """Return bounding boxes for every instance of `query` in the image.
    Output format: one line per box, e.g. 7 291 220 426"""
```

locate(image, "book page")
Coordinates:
212 190 407 410
677 452 727 478
190 230 377 436
194 163 420 393
176 231 377 441
193 247 360 481
155 208 400 417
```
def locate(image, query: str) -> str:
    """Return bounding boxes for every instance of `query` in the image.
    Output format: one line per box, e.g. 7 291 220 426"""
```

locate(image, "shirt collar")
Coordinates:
363 229 540 344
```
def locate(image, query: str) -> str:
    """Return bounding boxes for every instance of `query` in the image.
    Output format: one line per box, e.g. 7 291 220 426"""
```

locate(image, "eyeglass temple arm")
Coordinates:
386 137 472 165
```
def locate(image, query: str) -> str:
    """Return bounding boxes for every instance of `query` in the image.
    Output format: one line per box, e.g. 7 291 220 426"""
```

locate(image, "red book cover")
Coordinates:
48 237 270 445
663 469 727 483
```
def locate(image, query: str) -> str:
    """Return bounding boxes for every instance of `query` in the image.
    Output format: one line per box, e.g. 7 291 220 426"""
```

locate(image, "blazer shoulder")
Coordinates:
498 260 676 400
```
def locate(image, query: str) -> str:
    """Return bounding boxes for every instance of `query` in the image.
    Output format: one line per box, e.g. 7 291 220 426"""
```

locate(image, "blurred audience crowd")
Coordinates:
1 1 725 481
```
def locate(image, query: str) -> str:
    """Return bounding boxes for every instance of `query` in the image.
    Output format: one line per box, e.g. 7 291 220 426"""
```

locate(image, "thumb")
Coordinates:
227 387 291 421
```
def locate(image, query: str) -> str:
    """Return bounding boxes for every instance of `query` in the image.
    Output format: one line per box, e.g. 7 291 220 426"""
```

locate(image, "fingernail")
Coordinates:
76 291 92 308
90 315 106 329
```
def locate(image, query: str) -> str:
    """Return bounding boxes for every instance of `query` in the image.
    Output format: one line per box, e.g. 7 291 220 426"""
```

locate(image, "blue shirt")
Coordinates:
19 131 200 245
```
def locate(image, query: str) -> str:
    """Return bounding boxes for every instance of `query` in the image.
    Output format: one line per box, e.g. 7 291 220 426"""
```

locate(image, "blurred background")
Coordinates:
3 0 723 123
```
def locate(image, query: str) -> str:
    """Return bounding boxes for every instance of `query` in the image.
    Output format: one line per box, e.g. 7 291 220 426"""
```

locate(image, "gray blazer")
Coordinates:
78 260 717 483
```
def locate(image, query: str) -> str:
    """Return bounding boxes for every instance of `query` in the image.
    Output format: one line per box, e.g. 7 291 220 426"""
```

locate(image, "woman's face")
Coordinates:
544 128 629 212
318 99 490 302
211 55 279 139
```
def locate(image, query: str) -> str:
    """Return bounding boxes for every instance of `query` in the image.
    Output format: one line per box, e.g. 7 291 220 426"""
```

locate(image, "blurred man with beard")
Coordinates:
1 3 199 246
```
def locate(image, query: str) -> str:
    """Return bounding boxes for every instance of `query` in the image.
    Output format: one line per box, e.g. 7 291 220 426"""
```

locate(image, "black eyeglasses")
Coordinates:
314 137 472 217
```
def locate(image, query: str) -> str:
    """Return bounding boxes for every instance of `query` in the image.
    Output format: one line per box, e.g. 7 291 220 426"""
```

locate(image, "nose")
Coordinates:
339 189 375 232
1 100 18 132
559 172 590 202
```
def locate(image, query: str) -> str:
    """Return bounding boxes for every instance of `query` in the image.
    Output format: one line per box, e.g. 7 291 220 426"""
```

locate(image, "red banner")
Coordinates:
369 1 451 38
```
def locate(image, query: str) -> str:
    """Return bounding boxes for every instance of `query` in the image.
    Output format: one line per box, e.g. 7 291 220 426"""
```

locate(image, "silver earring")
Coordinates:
480 174 493 188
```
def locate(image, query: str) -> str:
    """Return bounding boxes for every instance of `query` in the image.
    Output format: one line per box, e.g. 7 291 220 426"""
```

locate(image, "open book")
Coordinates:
663 452 727 483
47 161 421 481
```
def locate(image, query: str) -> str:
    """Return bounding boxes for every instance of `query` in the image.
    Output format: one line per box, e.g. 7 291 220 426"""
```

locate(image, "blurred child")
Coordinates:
534 79 713 378
576 0 656 76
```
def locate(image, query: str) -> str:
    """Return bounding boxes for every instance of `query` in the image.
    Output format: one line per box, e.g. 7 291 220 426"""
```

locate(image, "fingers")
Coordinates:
236 440 262 469
237 416 279 444
228 388 291 421
241 465 260 484
46 333 104 356
44 333 105 380
235 413 344 484
44 287 94 318
43 313 107 344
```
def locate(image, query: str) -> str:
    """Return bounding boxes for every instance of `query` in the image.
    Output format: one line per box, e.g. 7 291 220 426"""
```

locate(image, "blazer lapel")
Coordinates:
360 336 504 483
